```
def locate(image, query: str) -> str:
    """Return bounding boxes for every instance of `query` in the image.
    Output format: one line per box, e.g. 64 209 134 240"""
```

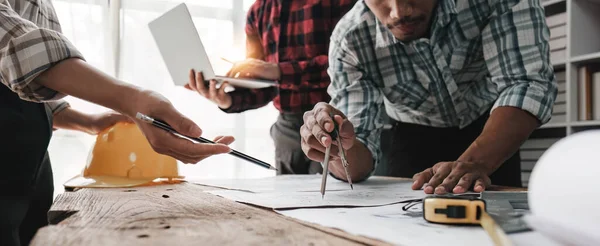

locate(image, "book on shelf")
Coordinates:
594 72 600 120
578 64 600 121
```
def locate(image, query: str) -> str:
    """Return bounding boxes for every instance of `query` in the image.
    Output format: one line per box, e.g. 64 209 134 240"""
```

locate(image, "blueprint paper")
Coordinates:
277 204 559 246
206 176 426 209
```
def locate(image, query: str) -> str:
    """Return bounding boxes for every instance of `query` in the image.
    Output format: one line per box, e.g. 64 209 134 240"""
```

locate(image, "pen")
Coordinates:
136 112 277 171
220 57 234 64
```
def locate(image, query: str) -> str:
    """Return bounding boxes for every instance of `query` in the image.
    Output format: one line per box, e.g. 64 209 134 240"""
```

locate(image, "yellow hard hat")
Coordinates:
64 122 184 189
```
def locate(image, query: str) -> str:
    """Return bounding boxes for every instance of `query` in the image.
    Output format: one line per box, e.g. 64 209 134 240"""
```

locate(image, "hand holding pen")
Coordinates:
136 112 277 170
127 90 233 164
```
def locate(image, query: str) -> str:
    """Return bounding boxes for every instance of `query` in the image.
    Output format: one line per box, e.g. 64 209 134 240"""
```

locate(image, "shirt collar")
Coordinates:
375 18 400 49
374 0 458 49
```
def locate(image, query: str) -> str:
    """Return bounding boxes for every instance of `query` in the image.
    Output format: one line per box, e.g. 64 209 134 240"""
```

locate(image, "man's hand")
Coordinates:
226 58 281 81
85 111 132 134
37 58 233 165
185 70 232 109
412 161 492 194
131 89 232 164
52 107 131 135
300 103 375 181
301 103 355 162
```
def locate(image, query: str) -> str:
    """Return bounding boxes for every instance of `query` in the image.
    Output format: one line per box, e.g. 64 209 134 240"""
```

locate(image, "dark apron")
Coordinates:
385 110 522 188
0 84 54 246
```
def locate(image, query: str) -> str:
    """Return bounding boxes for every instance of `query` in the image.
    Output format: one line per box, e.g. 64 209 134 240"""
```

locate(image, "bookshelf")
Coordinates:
520 0 600 187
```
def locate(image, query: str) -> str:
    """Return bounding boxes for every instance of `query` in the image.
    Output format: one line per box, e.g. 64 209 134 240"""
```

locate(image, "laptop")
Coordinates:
148 3 276 89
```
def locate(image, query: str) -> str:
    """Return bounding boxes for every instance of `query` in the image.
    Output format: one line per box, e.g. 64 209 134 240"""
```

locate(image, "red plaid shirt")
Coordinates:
222 0 356 114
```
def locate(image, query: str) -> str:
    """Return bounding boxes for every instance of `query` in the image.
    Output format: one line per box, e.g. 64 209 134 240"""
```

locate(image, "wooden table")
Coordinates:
31 180 524 246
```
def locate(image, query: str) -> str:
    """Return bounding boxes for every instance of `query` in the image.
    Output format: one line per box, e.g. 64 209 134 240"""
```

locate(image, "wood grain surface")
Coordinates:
31 177 523 246
32 183 387 246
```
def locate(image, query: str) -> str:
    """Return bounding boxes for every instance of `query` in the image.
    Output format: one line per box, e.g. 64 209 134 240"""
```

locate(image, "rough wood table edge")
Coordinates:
36 176 525 245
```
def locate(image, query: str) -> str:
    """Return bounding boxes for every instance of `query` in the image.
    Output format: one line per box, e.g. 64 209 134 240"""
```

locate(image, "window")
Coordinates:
49 0 278 198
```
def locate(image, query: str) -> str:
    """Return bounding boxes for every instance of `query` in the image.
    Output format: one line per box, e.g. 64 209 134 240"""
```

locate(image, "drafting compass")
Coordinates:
320 114 353 198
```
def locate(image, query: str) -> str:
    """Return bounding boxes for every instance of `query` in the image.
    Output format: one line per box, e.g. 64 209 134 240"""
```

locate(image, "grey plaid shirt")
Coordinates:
0 0 85 113
328 0 557 171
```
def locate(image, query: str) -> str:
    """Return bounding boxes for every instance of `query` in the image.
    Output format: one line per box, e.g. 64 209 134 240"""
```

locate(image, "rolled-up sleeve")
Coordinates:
327 36 385 180
46 100 70 115
0 3 84 102
482 0 557 124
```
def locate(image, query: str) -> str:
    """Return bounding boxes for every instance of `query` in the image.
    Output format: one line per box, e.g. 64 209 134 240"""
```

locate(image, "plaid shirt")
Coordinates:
223 0 356 114
0 0 83 114
329 0 557 172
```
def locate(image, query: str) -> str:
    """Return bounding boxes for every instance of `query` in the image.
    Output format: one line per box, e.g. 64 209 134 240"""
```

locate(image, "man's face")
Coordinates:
365 0 438 42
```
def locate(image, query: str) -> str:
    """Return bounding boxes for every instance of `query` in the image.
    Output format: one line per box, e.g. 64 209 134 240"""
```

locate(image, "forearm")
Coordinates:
329 138 374 182
458 106 540 173
35 58 140 117
52 106 95 134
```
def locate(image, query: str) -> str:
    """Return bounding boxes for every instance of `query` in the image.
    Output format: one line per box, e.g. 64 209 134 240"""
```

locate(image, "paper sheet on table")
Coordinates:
191 175 414 193
277 204 560 246
207 181 426 209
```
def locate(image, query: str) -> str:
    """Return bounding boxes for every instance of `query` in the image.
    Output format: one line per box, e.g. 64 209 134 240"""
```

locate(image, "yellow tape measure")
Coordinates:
423 196 514 246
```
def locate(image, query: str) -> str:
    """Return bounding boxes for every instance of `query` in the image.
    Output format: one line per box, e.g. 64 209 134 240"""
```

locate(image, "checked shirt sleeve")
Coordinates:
483 0 557 124
327 31 385 181
0 2 84 102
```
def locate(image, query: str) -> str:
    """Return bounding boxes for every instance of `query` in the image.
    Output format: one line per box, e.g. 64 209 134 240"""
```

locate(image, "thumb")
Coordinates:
337 116 354 137
162 108 203 138
115 113 133 123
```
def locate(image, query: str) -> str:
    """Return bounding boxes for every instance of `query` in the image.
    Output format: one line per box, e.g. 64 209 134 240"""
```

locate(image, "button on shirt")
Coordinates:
327 0 557 172
1 0 84 113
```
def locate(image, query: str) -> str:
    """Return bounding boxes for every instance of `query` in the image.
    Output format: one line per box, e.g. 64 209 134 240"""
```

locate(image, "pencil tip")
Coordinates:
350 184 354 190
270 166 278 171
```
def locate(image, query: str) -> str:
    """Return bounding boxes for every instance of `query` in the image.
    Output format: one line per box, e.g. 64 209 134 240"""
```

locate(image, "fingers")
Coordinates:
436 168 467 195
300 125 339 153
218 82 228 98
213 135 235 145
161 106 202 138
474 176 491 192
453 173 477 194
227 63 244 78
168 137 231 158
195 71 208 96
209 80 218 99
188 69 198 91
179 136 236 164
315 106 334 133
301 137 326 162
303 110 331 148
424 163 452 194
311 121 332 148
108 112 133 124
412 168 433 190
144 127 230 164
338 118 355 148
